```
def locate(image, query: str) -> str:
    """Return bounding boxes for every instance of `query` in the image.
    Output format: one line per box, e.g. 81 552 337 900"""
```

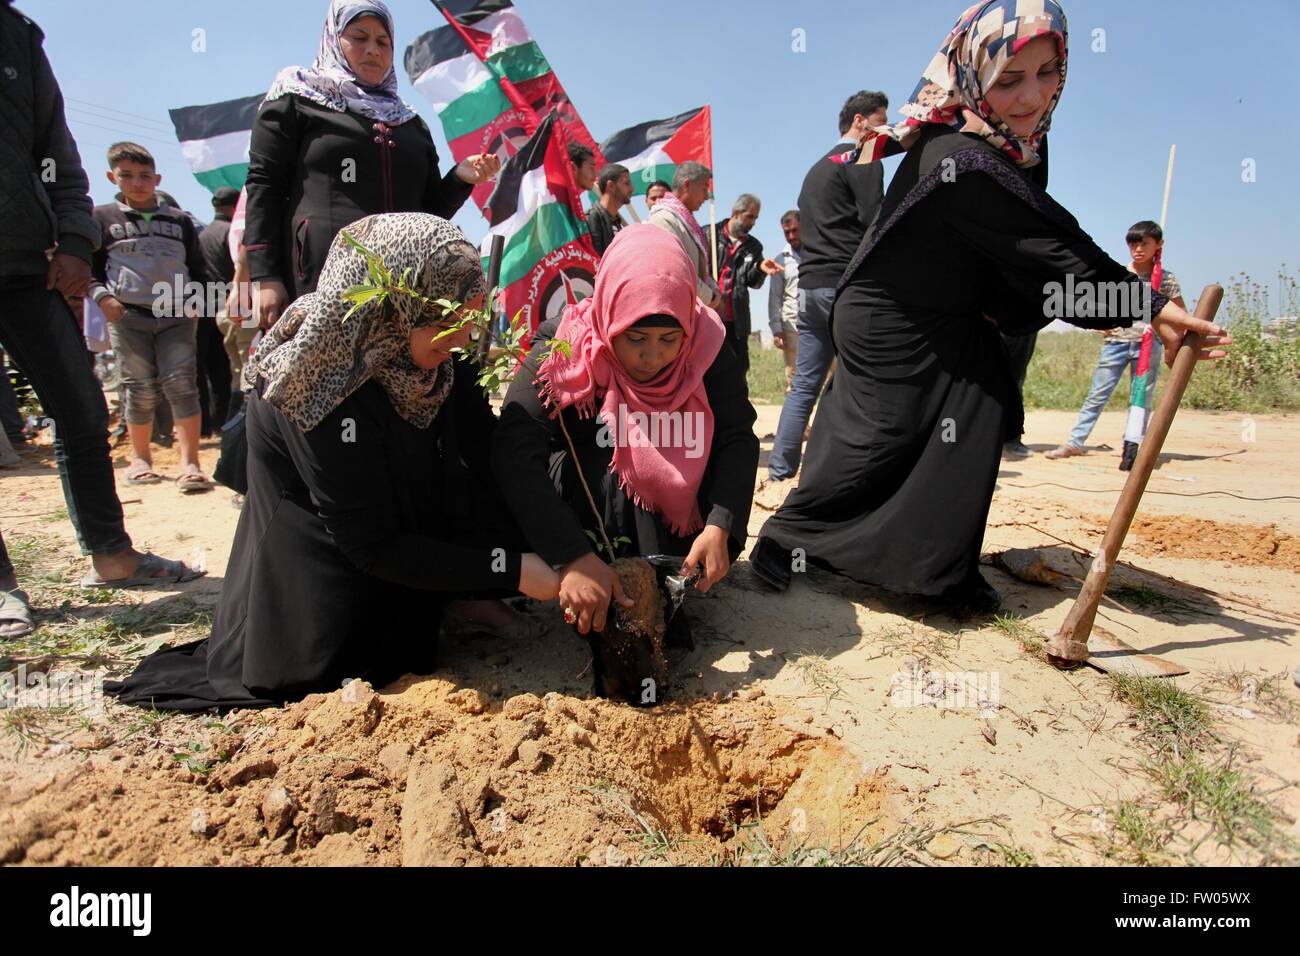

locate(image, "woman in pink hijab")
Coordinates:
492 225 759 636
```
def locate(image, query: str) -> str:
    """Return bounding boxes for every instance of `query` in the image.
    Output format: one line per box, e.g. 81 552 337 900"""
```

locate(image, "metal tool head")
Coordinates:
644 554 702 620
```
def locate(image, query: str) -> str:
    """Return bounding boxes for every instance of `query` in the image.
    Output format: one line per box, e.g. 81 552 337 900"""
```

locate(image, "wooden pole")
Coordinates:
476 233 505 361
624 202 641 224
1045 284 1224 667
1159 145 1176 229
708 199 718 281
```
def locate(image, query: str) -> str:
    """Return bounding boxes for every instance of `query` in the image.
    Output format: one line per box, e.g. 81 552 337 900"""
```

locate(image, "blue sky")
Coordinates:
28 0 1300 322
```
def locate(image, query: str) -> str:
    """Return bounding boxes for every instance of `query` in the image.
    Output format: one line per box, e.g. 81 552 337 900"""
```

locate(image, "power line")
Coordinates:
64 96 175 131
66 110 180 145
64 118 179 149
66 106 174 137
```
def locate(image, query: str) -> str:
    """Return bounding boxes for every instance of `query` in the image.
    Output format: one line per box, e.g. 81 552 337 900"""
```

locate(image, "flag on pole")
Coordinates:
167 94 263 193
483 109 597 335
599 106 713 196
405 0 603 218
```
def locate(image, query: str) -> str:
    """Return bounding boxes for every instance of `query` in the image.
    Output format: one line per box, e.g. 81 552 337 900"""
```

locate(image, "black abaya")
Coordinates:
758 127 1169 596
106 364 525 711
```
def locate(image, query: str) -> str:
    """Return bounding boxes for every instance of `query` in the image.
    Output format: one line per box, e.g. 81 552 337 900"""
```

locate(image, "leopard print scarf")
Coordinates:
248 213 486 431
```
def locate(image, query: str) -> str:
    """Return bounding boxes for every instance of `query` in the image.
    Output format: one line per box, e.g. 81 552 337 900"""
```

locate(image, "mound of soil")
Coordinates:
1100 515 1300 572
0 677 890 866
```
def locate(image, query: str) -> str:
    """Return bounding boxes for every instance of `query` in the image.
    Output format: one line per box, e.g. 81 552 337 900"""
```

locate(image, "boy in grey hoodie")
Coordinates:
0 2 202 640
89 141 211 490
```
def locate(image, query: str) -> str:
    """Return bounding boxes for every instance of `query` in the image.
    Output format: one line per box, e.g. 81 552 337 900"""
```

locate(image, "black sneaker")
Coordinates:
749 536 792 592
1002 439 1031 460
1119 440 1139 472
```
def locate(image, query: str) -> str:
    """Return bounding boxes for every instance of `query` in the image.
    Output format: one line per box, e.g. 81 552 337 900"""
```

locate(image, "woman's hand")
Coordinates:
518 553 560 601
682 525 731 593
454 153 502 185
254 279 288 330
1151 302 1231 367
558 552 632 635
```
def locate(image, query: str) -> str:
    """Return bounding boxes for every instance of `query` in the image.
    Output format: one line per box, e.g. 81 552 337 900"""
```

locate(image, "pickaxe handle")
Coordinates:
1045 284 1224 668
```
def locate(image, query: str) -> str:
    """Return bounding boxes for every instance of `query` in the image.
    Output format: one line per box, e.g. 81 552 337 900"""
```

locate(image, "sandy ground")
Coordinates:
1 403 1297 866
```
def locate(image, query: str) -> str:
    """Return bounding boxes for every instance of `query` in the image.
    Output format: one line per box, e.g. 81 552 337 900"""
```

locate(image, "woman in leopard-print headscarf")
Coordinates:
107 213 559 711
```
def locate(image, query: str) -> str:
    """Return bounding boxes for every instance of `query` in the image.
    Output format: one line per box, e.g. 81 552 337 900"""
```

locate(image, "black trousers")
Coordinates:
1000 331 1038 441
0 275 131 558
195 315 232 434
0 347 25 443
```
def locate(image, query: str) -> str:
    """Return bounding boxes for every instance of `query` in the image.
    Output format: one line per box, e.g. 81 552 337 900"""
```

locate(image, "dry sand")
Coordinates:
1 405 1296 865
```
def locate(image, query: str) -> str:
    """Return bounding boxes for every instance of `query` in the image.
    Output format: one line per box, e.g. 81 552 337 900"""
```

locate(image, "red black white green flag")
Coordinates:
598 106 713 197
483 109 597 335
404 0 604 218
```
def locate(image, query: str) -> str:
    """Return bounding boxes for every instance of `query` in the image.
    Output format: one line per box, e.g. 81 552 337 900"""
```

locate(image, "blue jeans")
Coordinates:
768 286 836 480
1067 337 1163 448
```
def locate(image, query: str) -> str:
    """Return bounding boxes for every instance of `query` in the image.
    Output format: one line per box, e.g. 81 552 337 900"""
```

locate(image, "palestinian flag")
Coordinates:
484 110 597 335
404 0 603 218
167 94 263 193
599 106 712 197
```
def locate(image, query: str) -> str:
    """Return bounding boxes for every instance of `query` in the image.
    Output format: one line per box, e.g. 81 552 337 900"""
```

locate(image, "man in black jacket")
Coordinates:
768 90 887 481
711 193 764 373
0 3 200 638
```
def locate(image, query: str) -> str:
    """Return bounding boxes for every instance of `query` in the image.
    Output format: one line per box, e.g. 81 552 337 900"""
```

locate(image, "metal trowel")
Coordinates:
644 555 702 648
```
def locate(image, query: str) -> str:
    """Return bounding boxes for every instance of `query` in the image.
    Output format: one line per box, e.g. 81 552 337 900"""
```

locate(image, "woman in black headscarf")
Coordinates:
751 1 1227 612
244 0 500 329
106 214 558 711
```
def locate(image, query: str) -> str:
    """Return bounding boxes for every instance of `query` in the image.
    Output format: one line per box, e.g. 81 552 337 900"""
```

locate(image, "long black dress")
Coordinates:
243 94 474 298
105 364 524 711
491 317 760 568
758 126 1169 597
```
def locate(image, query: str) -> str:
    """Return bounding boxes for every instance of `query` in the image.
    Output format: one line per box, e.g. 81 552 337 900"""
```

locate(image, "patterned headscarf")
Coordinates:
847 0 1067 169
265 0 417 125
248 213 486 431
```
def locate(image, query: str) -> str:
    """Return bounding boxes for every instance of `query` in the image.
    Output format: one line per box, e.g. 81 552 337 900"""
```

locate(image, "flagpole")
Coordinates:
709 199 718 280
1159 144 1176 229
1123 144 1177 448
624 203 641 224
476 233 505 362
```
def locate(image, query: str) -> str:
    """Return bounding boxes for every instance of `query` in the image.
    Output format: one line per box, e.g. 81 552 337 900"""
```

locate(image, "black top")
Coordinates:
839 126 1166 330
197 213 234 284
491 316 760 567
104 361 524 711
797 141 885 290
243 94 474 297
0 4 100 275
586 202 625 257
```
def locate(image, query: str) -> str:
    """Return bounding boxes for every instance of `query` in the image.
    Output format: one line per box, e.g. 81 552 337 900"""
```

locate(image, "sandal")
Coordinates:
80 552 205 590
125 462 164 485
177 470 214 494
0 589 34 640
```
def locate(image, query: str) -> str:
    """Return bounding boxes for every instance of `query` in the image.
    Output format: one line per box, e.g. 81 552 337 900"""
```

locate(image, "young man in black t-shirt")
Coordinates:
587 164 632 257
768 91 888 481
